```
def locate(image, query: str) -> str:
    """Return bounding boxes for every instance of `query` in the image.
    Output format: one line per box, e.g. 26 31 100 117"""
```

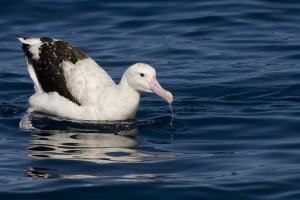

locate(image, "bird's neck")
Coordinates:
112 77 141 120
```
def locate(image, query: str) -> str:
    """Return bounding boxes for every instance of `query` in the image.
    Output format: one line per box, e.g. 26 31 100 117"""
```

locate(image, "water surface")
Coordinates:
1 0 300 199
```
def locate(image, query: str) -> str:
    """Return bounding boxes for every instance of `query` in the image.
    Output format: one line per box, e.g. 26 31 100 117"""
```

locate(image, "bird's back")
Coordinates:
17 36 115 107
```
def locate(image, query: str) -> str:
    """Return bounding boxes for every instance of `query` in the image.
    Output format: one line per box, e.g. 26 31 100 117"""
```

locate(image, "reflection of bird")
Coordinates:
19 112 153 163
17 36 173 120
20 114 175 169
28 129 153 163
25 166 177 181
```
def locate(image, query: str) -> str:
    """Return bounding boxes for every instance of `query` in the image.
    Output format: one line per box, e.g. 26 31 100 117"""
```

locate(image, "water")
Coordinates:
1 0 300 199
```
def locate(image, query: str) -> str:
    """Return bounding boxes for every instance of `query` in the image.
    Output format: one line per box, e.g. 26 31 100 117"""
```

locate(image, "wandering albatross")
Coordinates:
17 36 173 121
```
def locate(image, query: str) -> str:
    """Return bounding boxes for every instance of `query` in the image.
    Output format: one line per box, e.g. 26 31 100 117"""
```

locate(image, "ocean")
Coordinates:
1 0 300 199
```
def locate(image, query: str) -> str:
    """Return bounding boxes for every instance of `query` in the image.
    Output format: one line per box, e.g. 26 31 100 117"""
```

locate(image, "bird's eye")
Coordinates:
140 73 145 77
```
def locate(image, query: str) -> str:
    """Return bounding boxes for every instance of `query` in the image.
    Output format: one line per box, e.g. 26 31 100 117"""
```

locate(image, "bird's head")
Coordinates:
123 62 173 104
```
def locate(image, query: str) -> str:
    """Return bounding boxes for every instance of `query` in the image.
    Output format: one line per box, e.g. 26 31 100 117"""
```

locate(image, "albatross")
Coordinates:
17 36 173 120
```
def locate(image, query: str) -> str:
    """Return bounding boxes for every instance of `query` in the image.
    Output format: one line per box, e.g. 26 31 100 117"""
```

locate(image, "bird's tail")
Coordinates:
17 35 42 45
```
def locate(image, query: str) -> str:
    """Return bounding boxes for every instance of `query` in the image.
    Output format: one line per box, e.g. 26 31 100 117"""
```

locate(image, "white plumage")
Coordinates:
18 36 173 120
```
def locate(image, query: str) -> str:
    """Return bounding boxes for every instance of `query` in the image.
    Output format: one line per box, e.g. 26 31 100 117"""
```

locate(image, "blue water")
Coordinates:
1 0 300 199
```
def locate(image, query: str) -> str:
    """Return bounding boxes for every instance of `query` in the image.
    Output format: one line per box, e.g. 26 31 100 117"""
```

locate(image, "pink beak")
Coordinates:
149 76 173 104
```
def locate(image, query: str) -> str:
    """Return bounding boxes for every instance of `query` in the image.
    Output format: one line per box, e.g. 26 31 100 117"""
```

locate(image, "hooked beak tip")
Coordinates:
149 76 173 104
165 91 173 104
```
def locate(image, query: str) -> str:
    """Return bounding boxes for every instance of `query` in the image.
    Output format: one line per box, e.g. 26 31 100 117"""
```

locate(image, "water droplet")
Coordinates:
169 104 174 126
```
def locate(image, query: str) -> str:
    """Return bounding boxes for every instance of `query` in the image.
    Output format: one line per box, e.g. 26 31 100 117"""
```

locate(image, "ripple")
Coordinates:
0 103 24 118
137 116 189 132
2 0 300 199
